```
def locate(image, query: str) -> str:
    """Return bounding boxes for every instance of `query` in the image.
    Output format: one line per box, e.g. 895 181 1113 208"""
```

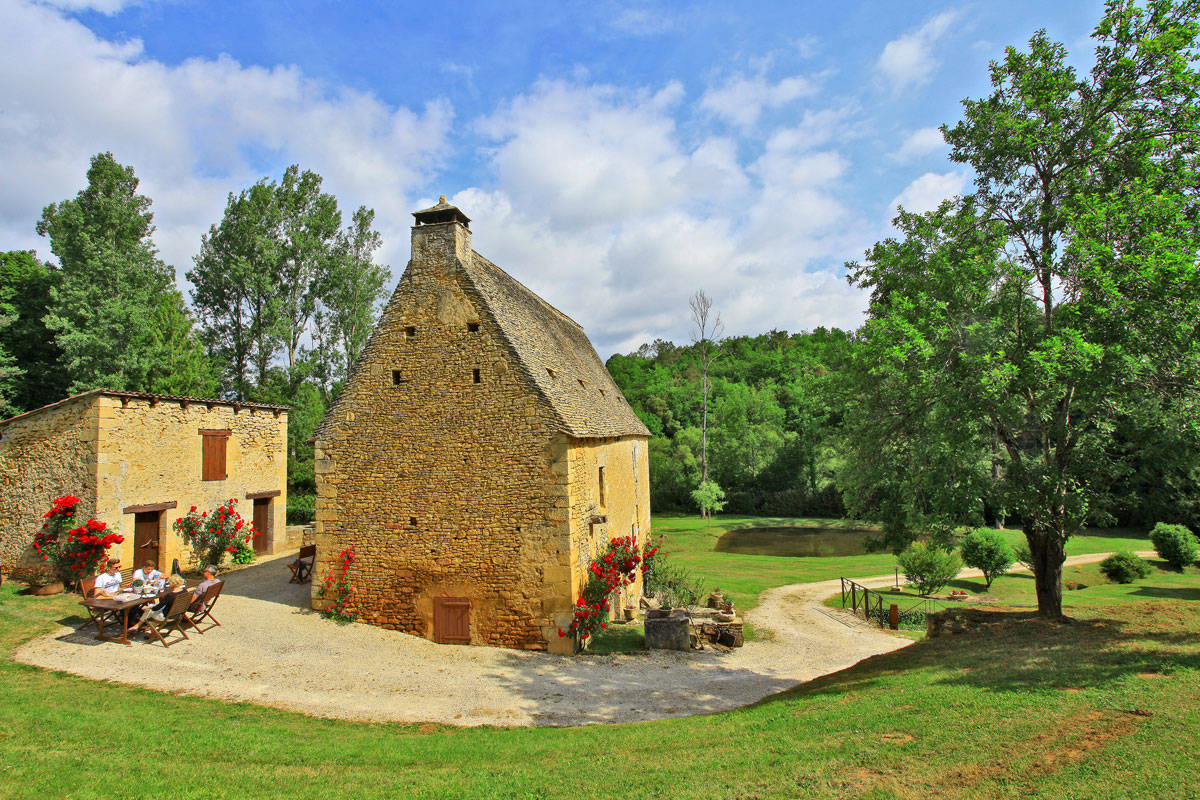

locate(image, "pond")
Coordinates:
714 526 877 558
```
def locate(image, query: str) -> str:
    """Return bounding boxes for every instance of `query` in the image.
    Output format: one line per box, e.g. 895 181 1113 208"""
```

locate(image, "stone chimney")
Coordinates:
411 195 472 264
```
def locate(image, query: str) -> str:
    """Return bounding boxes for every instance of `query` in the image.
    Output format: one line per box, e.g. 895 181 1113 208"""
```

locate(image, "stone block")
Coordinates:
644 614 691 651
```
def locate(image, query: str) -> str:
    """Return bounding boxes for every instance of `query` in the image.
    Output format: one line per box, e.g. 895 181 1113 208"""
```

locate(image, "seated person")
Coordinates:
133 574 187 630
93 559 122 597
190 565 220 609
132 560 163 587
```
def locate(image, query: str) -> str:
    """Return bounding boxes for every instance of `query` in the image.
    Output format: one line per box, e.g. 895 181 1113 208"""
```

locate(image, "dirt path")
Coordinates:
14 550 1146 727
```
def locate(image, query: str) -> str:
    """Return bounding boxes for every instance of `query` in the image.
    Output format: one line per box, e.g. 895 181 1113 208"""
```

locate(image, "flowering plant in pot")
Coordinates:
173 499 256 568
31 495 124 588
558 535 654 648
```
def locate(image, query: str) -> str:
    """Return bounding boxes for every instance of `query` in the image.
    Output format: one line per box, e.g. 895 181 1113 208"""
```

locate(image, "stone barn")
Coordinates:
310 197 650 654
0 389 289 573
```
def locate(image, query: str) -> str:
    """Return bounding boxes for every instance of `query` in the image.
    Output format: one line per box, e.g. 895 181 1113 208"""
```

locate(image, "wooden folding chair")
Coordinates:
143 591 194 648
289 545 316 584
185 581 224 634
78 575 119 633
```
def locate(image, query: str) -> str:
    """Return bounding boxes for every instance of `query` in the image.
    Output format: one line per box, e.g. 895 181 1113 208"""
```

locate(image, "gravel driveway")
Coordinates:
15 550 1137 727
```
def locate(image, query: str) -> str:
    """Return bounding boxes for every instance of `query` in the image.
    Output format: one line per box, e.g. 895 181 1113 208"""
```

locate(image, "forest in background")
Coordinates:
606 327 1200 534
0 153 389 518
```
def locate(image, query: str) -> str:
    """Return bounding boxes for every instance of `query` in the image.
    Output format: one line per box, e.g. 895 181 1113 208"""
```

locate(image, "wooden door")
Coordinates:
433 597 471 644
133 511 160 570
253 498 270 554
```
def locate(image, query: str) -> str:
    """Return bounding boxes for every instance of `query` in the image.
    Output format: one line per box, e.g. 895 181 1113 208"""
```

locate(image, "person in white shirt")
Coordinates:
94 559 122 597
132 561 163 587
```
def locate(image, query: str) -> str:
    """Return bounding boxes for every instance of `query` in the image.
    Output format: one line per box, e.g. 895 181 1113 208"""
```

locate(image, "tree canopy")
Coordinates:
843 0 1200 618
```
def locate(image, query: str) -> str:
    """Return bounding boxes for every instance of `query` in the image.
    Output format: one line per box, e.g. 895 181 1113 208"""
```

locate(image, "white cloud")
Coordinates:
0 0 451 276
887 171 966 220
477 80 697 231
37 0 136 13
892 126 947 161
700 72 816 128
2 2 877 358
877 10 960 91
466 80 873 354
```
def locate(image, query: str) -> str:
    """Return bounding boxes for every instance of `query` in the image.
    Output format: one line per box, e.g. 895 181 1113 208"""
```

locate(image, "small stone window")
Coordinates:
410 516 417 526
472 368 481 384
392 370 404 385
598 466 606 508
577 379 586 388
405 326 416 338
546 368 556 380
467 322 480 332
598 388 606 397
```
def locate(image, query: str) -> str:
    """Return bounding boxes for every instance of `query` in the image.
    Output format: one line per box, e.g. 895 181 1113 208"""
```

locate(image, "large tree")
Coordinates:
189 179 282 398
0 250 66 411
844 0 1200 618
275 165 341 386
190 167 386 400
37 153 210 396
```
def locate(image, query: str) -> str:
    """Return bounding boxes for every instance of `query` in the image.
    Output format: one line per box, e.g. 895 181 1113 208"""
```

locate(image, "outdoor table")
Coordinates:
80 591 162 645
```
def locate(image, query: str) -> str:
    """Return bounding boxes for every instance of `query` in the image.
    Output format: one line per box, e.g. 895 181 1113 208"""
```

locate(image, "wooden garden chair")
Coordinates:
78 575 119 632
143 590 194 648
185 580 224 634
289 545 316 584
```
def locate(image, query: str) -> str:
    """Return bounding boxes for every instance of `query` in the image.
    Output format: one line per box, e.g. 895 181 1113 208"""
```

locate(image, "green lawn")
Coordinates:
3 564 1199 798
650 513 1154 615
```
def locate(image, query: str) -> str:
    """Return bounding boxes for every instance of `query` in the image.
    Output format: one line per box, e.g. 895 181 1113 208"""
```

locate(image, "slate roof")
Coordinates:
463 251 650 439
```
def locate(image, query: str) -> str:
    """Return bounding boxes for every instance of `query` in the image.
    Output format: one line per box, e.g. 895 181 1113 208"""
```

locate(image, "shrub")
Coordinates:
897 541 962 595
960 529 1014 589
1099 551 1152 584
174 499 256 568
558 535 653 644
231 541 256 565
31 495 123 586
287 494 316 526
318 548 360 623
642 542 704 609
1149 523 1199 570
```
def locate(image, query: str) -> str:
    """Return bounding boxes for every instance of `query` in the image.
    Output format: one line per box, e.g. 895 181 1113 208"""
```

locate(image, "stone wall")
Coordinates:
566 435 650 617
0 396 98 568
94 396 288 571
313 221 574 650
0 393 287 574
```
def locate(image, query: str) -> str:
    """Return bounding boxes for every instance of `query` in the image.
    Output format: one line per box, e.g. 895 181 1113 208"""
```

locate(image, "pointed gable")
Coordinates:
462 252 649 439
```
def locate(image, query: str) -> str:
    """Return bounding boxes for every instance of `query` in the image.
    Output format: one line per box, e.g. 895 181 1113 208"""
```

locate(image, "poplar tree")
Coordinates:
37 153 208 396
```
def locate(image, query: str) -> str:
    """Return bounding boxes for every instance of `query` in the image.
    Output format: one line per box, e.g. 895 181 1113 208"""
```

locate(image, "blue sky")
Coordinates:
1 0 1106 356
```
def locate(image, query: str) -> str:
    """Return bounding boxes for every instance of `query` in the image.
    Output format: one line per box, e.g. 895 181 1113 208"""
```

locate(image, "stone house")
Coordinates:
0 389 288 573
311 197 650 654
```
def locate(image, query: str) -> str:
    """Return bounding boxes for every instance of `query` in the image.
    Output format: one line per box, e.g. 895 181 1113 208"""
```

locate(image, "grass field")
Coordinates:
2 517 1194 800
650 513 1154 614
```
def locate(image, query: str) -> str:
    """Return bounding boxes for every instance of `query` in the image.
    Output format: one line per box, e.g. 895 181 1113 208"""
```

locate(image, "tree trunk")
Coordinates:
1025 527 1066 620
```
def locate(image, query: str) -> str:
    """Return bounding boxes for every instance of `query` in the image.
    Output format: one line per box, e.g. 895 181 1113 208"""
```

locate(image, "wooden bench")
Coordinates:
289 545 316 584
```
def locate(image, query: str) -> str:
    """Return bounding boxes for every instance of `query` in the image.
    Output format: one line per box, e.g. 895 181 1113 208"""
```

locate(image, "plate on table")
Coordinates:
113 592 139 602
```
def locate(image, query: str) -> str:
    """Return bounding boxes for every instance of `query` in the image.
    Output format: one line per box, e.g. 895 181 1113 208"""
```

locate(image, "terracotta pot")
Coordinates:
29 581 65 596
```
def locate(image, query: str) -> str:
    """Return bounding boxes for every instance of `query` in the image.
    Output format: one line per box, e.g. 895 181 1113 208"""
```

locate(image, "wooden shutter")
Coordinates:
200 430 230 481
433 597 471 644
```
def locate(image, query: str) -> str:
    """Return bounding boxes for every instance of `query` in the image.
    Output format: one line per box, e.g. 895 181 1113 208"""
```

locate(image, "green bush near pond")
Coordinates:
1100 551 1153 584
1149 522 1199 571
